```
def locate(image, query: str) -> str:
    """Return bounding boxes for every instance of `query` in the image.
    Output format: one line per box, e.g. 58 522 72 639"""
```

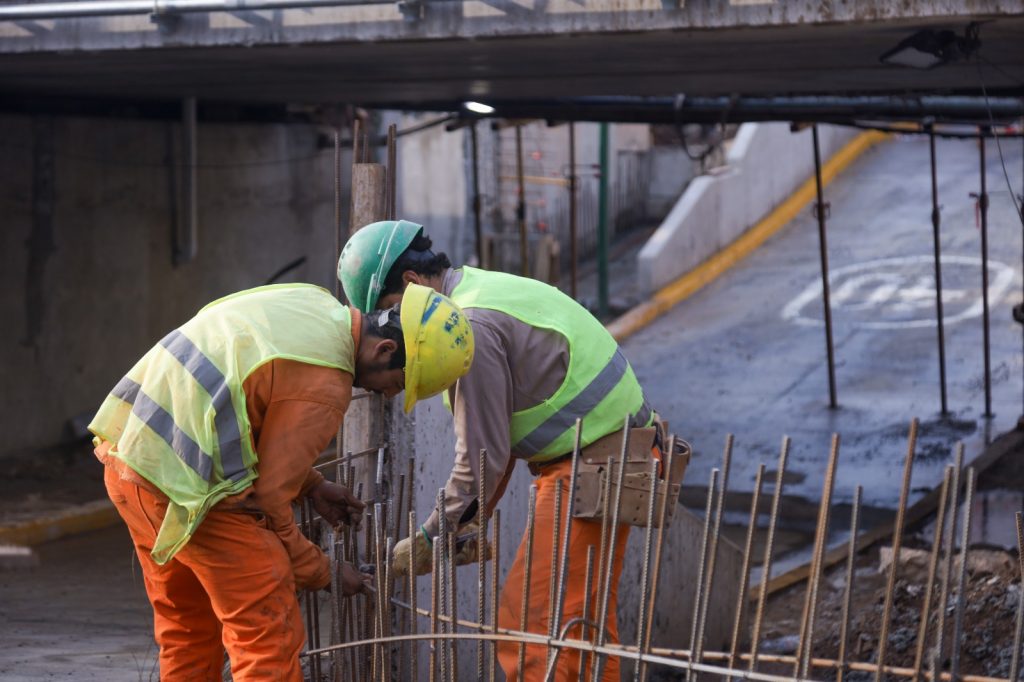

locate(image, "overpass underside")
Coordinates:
0 1 1022 112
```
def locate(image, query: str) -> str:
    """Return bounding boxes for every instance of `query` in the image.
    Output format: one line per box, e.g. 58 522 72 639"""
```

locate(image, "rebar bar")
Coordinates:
694 434 734 680
690 467 721 681
1009 512 1024 682
579 545 597 682
478 447 489 681
592 420 634 681
635 457 664 682
729 464 765 676
518 485 539 677
448 531 459 682
546 480 564 671
640 435 678 682
876 419 920 682
950 467 977 682
409 511 419 682
750 436 791 673
490 508 501 682
553 419 584 647
796 433 840 680
430 538 440 682
837 486 863 682
912 467 953 682
933 444 964 677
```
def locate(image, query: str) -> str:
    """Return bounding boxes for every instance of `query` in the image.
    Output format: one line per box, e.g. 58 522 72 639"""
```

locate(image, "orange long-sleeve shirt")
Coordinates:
98 308 362 590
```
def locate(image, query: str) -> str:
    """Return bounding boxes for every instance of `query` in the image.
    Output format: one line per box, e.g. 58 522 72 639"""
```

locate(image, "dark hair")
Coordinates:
381 233 452 298
364 305 406 370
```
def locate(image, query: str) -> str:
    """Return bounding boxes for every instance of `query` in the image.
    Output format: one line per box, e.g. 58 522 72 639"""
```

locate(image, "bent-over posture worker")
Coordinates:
89 282 473 681
338 220 660 681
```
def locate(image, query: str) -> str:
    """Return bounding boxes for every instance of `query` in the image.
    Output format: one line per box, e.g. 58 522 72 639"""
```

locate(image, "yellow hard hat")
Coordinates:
400 283 474 413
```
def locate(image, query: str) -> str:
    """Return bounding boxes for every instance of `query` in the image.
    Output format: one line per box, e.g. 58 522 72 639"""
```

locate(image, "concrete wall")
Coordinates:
0 113 341 459
637 123 858 296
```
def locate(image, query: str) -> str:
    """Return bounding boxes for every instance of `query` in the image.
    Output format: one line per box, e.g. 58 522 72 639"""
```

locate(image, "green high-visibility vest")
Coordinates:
89 284 354 564
450 267 651 462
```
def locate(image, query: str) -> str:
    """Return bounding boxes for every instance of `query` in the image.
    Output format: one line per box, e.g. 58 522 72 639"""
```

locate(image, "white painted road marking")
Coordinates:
781 255 1018 330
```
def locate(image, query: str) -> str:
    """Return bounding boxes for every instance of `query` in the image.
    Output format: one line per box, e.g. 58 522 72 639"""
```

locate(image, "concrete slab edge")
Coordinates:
0 499 118 547
606 129 889 343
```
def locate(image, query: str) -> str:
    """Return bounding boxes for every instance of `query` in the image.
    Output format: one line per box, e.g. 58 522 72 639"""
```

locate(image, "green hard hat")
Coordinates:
337 219 424 313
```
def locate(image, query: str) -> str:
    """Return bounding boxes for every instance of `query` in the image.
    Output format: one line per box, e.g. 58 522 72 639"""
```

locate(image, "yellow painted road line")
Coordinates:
0 499 118 546
606 130 889 343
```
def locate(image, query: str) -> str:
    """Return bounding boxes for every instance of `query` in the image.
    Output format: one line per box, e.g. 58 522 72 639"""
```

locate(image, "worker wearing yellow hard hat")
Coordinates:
89 281 471 681
339 220 681 682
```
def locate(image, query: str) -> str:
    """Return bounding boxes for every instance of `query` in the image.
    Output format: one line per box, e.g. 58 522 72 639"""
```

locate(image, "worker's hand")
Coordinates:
392 529 433 578
339 562 373 597
453 522 492 567
308 480 365 530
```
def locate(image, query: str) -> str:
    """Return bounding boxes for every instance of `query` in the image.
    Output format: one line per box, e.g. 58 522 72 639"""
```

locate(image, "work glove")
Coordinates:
321 561 374 597
308 480 365 530
391 522 491 578
392 528 433 578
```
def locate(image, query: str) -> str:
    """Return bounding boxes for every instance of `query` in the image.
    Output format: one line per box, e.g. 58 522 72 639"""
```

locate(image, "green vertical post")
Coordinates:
597 122 610 318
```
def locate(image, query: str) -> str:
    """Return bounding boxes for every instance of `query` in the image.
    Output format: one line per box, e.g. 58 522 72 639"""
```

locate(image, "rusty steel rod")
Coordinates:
640 435 679 682
729 464 765 675
796 433 840 680
949 467 977 682
553 418 584 646
933 444 964 677
546 480 564 671
750 436 791 673
478 447 489 681
592 420 634 681
694 435 734 679
448 531 459 682
876 419 919 682
430 538 440 682
689 467 721 682
409 511 419 682
1009 512 1024 682
579 545 597 682
837 485 863 682
912 467 953 682
489 508 501 682
518 485 539 677
634 457 663 682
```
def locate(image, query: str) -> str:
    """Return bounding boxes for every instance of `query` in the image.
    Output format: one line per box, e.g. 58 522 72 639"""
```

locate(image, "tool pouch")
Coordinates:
572 427 690 528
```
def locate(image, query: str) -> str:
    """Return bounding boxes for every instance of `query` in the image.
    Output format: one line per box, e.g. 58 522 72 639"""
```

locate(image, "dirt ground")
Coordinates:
761 542 1022 680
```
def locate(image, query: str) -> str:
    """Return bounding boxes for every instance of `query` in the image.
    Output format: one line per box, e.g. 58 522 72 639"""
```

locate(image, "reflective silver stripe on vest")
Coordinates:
515 349 636 457
632 399 653 429
159 330 248 483
111 377 214 482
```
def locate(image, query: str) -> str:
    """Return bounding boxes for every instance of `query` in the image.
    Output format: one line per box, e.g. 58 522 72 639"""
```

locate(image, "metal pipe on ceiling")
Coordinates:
419 95 1024 126
0 0 414 21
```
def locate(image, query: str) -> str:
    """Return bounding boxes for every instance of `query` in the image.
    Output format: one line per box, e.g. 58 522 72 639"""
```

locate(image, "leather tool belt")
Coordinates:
572 423 690 528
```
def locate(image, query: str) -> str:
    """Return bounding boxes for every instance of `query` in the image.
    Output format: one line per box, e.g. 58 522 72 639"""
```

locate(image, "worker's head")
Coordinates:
338 219 451 313
354 283 474 412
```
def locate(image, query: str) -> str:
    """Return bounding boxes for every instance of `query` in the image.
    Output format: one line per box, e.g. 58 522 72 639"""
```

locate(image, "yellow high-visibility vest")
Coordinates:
89 284 354 563
450 267 651 461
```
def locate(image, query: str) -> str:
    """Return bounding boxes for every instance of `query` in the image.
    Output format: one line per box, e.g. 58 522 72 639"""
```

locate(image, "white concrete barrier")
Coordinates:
637 123 858 296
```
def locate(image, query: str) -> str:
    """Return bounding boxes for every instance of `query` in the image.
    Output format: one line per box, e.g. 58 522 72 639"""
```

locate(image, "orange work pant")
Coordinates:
497 459 631 682
104 465 305 682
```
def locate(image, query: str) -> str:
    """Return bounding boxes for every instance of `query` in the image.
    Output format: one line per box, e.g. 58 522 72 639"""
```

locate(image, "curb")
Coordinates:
0 499 119 547
607 130 889 343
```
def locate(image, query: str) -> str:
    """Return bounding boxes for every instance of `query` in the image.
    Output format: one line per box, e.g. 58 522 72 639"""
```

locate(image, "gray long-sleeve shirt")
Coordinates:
421 267 569 537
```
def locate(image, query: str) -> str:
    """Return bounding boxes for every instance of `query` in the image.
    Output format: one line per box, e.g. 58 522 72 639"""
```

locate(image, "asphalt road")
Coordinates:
623 132 1024 513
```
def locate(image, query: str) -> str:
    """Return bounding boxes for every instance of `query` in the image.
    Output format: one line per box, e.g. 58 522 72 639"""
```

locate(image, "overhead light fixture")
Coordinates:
879 24 980 69
463 101 495 115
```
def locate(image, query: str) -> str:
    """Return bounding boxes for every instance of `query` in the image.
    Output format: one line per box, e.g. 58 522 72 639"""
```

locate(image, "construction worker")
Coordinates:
89 282 473 681
338 220 660 682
